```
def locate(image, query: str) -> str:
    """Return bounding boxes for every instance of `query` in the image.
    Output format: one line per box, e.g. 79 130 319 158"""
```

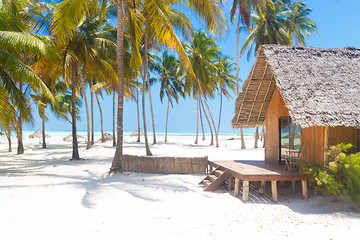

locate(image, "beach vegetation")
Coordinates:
300 143 360 204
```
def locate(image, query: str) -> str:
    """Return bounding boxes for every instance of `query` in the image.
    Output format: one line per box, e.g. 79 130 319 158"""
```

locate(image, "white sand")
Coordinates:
0 135 359 240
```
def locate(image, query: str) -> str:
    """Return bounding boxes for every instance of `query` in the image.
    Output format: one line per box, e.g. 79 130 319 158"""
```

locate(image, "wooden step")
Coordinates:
208 175 217 182
199 166 230 192
214 170 224 177
202 180 211 186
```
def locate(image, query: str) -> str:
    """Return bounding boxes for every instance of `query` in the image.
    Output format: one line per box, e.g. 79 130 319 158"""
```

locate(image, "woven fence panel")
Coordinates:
122 155 208 174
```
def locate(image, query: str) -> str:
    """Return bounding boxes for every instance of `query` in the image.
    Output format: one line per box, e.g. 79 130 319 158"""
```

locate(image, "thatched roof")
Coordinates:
97 132 113 142
233 45 360 128
63 133 84 142
29 130 50 139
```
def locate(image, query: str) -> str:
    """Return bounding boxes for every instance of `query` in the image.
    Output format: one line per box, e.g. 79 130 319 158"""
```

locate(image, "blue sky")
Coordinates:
24 0 360 134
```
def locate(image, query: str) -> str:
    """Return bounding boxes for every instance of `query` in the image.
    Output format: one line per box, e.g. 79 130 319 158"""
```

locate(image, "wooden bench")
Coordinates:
209 160 308 203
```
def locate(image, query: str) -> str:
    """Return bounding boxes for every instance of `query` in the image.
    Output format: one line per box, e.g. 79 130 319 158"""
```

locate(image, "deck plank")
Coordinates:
209 160 307 182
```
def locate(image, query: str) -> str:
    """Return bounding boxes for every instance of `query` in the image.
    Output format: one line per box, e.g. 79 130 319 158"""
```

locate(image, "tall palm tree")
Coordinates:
285 0 318 45
110 0 226 170
0 0 54 154
240 0 292 56
185 30 221 147
214 55 236 134
226 0 272 149
151 51 184 142
112 0 126 171
52 0 117 159
240 0 317 148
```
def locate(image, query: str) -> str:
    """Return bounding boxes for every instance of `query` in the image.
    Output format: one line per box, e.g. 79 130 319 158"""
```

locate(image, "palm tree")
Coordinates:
151 51 184 142
240 0 292 56
226 0 272 149
110 0 226 170
185 30 221 147
214 56 236 134
0 0 54 154
112 0 126 170
240 0 317 148
285 0 318 45
90 79 95 145
52 0 117 159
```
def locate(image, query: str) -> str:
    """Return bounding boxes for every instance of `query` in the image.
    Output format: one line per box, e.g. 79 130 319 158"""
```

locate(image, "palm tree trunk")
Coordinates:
200 97 214 146
236 9 241 95
262 126 265 148
136 87 141 143
199 98 205 141
42 116 46 148
6 130 12 152
90 80 94 145
95 92 105 142
254 126 259 148
142 32 152 156
16 124 24 154
217 90 223 135
112 89 116 147
17 83 24 155
111 0 125 172
194 95 199 144
71 62 80 160
200 94 218 147
236 7 246 150
240 128 246 149
147 73 157 144
80 71 91 149
165 95 170 142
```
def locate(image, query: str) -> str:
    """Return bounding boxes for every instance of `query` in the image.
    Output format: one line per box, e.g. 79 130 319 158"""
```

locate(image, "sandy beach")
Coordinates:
0 135 359 240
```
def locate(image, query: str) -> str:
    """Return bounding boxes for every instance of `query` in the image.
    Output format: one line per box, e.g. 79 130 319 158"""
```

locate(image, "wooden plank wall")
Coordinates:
121 155 208 174
265 88 290 164
265 89 359 165
301 126 325 165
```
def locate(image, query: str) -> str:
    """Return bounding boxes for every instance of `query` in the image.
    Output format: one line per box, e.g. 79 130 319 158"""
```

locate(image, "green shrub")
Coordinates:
300 143 360 204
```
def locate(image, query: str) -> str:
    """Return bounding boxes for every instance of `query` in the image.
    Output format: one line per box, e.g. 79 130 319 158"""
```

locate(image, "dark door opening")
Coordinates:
279 117 302 164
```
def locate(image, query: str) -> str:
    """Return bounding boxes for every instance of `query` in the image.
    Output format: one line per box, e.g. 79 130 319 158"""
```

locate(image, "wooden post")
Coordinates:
259 181 266 194
228 176 233 190
271 181 278 203
234 178 240 197
301 180 308 200
292 180 296 193
324 126 329 164
242 181 249 202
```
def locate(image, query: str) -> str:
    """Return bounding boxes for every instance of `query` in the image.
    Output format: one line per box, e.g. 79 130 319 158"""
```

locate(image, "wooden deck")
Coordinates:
208 160 308 203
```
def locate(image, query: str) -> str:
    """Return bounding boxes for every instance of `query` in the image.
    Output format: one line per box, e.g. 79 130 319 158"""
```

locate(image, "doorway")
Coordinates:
279 117 302 164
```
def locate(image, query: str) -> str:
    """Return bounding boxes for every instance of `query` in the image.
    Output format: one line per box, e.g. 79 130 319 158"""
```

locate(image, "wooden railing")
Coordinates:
121 155 208 174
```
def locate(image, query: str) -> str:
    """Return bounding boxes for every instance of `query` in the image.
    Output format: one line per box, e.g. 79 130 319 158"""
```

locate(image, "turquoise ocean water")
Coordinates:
0 130 255 144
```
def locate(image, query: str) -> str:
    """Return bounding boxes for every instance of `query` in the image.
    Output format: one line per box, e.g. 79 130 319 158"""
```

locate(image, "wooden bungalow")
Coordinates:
232 45 360 165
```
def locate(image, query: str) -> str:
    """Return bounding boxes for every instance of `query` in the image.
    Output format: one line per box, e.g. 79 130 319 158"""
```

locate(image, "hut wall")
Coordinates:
301 126 325 165
328 126 358 152
265 88 290 164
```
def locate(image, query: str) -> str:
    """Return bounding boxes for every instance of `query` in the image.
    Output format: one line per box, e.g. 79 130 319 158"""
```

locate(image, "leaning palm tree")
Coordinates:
151 51 185 142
